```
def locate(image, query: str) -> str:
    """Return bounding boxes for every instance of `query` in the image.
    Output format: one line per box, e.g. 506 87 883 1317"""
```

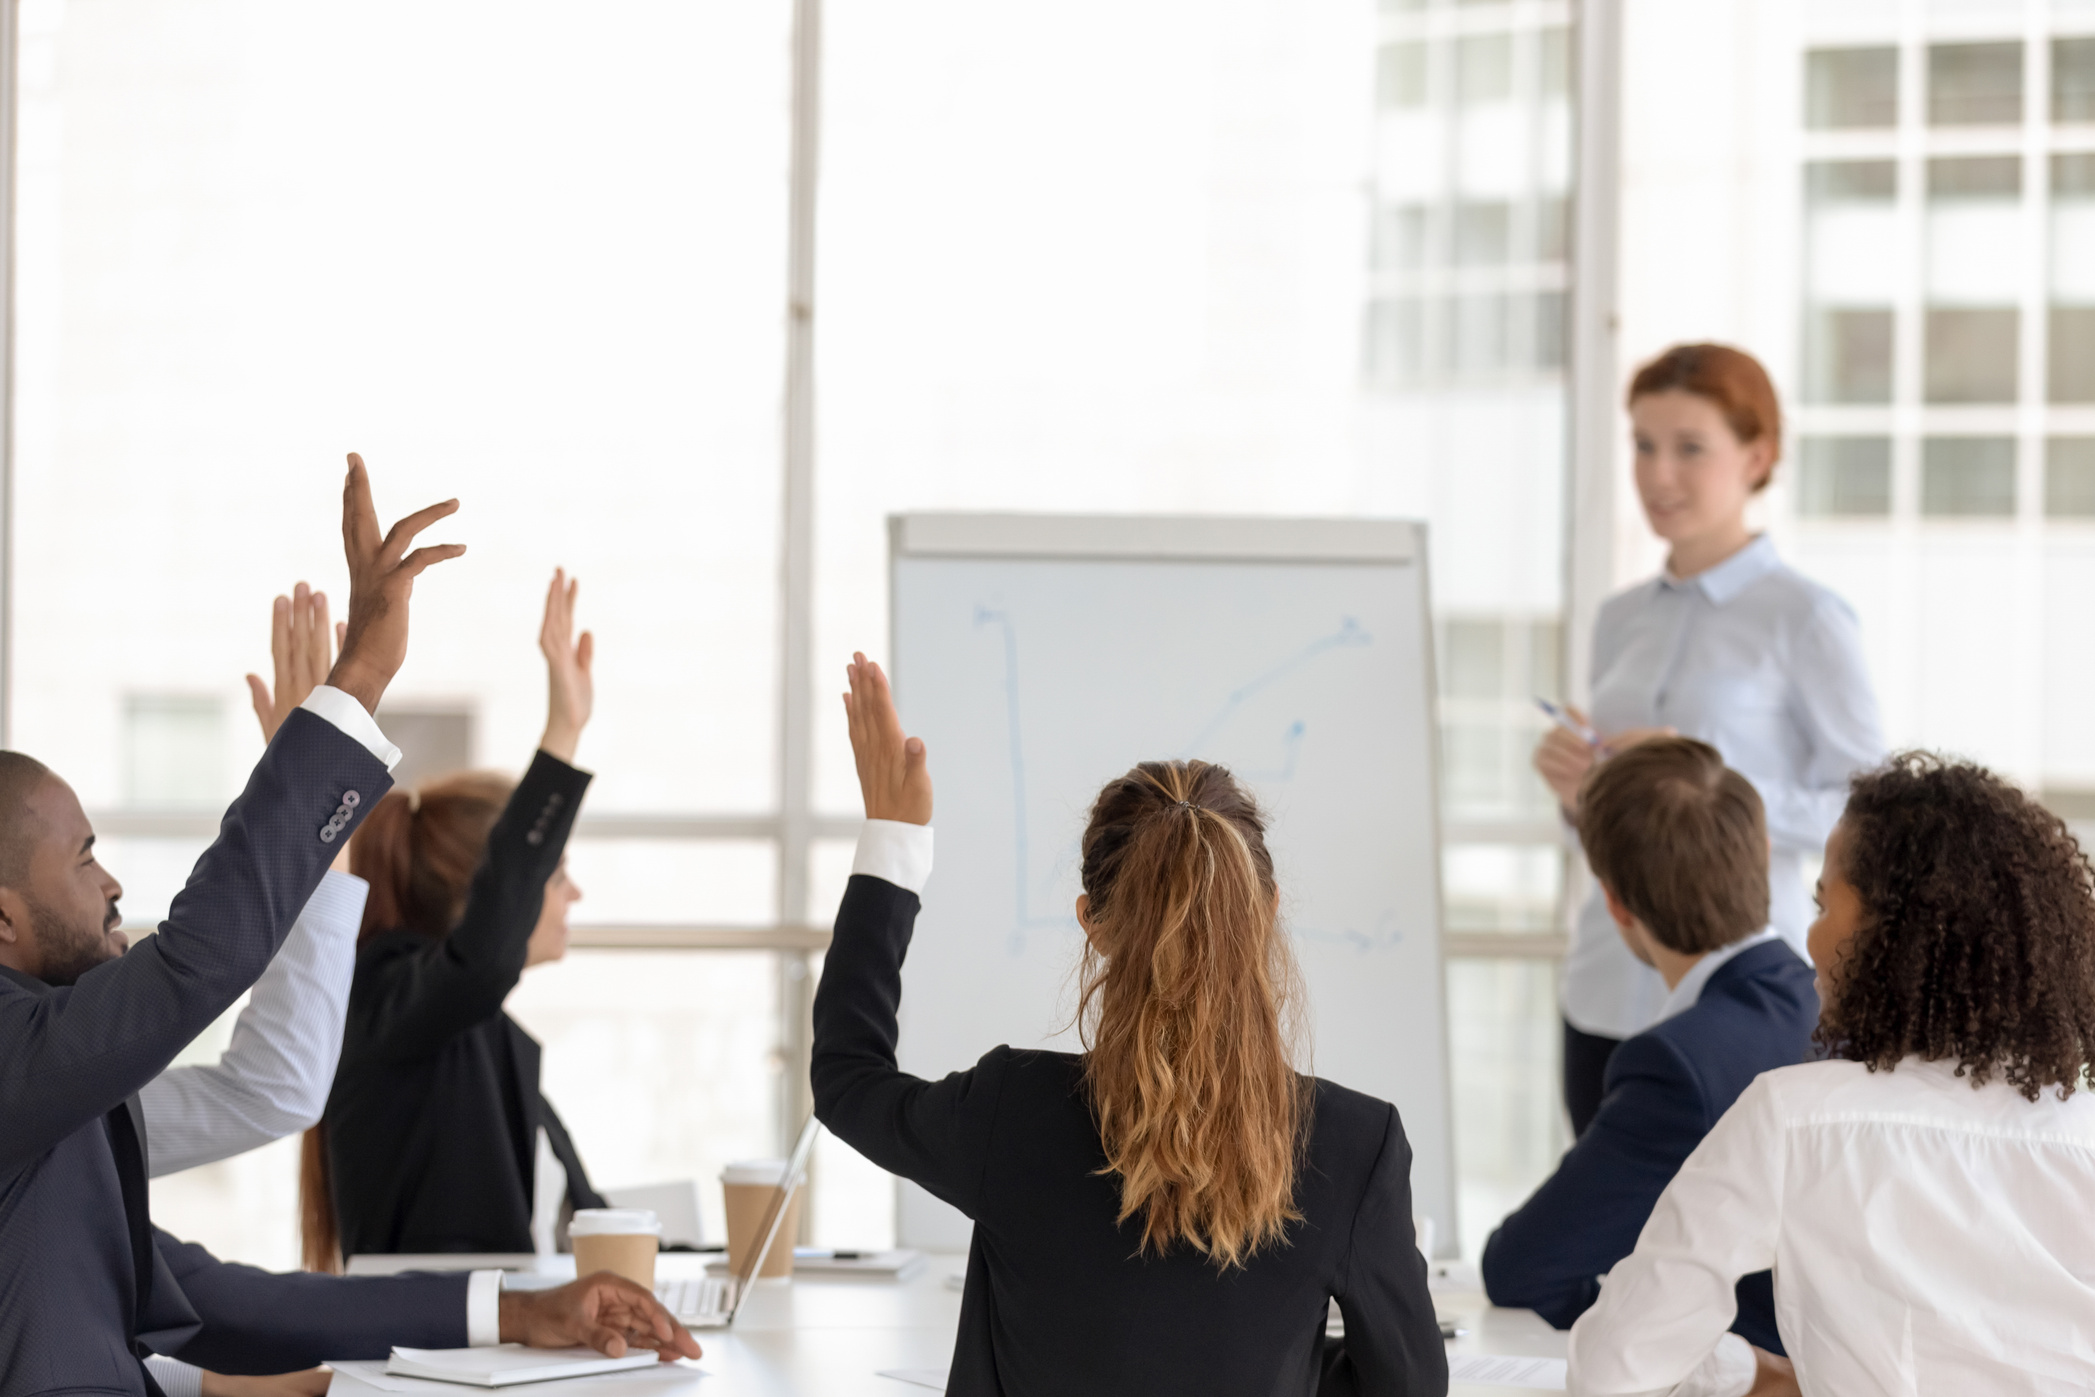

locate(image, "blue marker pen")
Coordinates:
1535 697 1600 747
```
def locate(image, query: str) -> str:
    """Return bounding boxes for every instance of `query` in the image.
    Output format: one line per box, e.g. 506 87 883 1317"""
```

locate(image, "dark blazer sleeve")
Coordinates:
1480 1032 1706 1328
810 872 1009 1218
0 709 389 1174
152 1230 468 1371
349 751 590 1064
1320 1105 1447 1397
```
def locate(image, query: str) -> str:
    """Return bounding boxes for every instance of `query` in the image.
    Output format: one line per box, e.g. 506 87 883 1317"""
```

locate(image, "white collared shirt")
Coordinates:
1566 537 1884 1039
1566 1056 2095 1397
137 687 500 1397
1649 929 1780 1026
138 871 368 1175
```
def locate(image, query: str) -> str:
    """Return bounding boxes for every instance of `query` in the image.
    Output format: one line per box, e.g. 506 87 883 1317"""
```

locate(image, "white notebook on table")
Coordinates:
385 1344 660 1387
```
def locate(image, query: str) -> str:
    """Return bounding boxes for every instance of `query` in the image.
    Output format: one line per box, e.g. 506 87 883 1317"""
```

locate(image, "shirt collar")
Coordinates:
1659 533 1780 607
1653 928 1781 1024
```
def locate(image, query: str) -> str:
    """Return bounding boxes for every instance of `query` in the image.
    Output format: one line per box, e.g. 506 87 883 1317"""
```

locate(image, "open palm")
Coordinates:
540 568 594 763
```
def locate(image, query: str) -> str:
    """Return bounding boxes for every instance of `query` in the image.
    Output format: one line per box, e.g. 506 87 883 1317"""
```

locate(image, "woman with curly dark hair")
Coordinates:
1565 752 2095 1397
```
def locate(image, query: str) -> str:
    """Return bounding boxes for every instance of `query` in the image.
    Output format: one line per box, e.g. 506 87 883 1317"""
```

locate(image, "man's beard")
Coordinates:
34 899 121 987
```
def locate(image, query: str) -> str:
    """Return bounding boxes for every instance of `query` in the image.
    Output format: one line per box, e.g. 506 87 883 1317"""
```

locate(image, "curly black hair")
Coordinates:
1821 752 2095 1101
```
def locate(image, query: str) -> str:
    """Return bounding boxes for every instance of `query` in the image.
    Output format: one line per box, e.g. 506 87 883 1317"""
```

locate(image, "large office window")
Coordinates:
12 0 1580 1269
14 0 805 1263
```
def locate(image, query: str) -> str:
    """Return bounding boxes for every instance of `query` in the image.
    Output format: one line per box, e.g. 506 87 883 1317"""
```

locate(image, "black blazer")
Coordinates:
0 711 474 1397
1481 939 1819 1352
324 750 604 1257
812 873 1448 1397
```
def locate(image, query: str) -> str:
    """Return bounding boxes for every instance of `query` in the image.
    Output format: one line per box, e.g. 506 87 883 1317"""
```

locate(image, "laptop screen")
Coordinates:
725 1114 821 1315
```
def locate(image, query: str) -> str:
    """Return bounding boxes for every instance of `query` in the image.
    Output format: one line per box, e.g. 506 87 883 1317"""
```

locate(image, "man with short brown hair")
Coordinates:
1481 737 1817 1358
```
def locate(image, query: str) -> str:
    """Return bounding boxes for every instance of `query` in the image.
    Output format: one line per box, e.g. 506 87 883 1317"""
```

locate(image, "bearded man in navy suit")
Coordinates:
0 458 698 1397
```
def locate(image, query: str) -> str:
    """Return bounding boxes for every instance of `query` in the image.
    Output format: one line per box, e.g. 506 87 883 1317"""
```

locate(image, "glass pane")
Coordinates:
1929 41 2024 125
508 951 783 1247
2046 438 2095 517
1379 41 1429 108
2049 307 2095 402
1928 154 2021 197
1454 200 1512 264
1364 296 1428 387
1797 437 1893 517
12 2 791 823
1922 437 2018 516
125 696 228 808
2055 36 2095 121
1924 308 2020 402
1803 307 1895 403
1443 844 1562 933
1457 34 1513 105
1373 204 1430 271
1805 46 1899 128
1446 957 1564 1260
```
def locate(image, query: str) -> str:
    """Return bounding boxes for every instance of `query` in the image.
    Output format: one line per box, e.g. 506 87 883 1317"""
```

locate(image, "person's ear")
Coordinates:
1075 893 1103 955
0 887 25 953
1600 882 1635 931
1746 437 1777 492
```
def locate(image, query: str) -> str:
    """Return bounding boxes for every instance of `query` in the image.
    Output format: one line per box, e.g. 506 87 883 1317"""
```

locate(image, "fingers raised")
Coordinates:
379 498 463 563
342 454 382 557
398 542 469 579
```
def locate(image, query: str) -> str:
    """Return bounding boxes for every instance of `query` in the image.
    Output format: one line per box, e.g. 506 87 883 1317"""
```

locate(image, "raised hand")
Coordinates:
539 568 594 763
244 582 342 742
498 1272 701 1361
326 453 466 716
844 652 931 825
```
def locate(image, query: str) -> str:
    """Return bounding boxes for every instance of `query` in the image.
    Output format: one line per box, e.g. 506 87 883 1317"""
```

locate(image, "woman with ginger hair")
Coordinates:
301 571 602 1268
813 654 1443 1397
1535 343 1884 1136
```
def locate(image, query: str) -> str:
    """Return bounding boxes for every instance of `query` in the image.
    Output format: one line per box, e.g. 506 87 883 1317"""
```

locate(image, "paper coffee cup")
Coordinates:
721 1159 806 1280
568 1208 663 1289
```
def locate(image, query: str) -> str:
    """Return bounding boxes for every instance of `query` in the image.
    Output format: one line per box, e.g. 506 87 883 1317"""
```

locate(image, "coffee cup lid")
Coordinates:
567 1208 663 1238
721 1158 805 1187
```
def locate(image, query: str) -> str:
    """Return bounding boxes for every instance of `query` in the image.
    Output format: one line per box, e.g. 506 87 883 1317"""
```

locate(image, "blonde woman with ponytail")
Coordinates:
814 655 1445 1397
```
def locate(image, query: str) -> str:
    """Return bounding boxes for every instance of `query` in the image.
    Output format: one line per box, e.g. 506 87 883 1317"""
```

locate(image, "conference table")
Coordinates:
333 1252 1569 1395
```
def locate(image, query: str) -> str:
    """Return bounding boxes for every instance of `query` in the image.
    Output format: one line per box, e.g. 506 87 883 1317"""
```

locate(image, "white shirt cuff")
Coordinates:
1675 1334 1757 1397
307 867 371 929
298 684 403 773
851 819 934 895
143 1357 202 1397
466 1269 504 1346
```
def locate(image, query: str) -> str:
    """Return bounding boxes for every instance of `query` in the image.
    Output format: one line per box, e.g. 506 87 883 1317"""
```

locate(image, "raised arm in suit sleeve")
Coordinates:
1320 1104 1446 1397
150 1230 469 1373
0 708 390 1175
1482 1033 1709 1328
139 871 368 1175
346 750 589 1065
1566 1077 1786 1397
811 822 1010 1219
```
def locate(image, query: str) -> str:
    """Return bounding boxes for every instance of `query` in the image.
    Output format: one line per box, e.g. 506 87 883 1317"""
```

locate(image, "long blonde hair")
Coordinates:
1077 760 1308 1270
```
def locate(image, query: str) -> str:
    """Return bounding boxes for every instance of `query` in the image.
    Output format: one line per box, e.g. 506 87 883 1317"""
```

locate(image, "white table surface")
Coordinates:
329 1253 1568 1396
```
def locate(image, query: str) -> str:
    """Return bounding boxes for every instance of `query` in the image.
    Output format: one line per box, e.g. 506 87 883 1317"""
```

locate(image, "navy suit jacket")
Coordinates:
1480 938 1818 1354
0 710 469 1397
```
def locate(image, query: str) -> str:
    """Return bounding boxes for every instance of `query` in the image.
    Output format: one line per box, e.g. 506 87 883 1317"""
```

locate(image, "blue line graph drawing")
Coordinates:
974 606 1379 953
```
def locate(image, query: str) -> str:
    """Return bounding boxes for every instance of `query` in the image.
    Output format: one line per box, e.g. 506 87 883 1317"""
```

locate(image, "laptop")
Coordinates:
655 1114 819 1329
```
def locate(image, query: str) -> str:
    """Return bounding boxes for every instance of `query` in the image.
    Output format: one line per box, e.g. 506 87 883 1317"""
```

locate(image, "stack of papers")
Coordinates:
1446 1354 1568 1390
384 1345 661 1388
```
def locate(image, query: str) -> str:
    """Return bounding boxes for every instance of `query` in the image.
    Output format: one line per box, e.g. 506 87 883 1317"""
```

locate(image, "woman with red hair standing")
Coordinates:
1534 344 1884 1137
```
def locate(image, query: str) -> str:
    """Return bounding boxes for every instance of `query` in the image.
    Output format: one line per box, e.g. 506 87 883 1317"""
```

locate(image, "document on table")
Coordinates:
329 1357 704 1394
1448 1353 1568 1390
875 1370 947 1391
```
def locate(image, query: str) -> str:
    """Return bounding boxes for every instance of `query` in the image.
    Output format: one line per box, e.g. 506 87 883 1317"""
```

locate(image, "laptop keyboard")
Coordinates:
656 1276 732 1321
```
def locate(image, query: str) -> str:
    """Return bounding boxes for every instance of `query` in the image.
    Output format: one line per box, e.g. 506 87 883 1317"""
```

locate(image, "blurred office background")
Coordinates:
4 0 2089 1269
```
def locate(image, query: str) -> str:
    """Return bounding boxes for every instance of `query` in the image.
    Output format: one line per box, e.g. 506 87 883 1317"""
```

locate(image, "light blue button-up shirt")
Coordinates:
1564 535 1883 1038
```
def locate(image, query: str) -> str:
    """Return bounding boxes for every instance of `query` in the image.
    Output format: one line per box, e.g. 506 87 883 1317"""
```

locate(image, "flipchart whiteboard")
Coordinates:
885 514 1455 1255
